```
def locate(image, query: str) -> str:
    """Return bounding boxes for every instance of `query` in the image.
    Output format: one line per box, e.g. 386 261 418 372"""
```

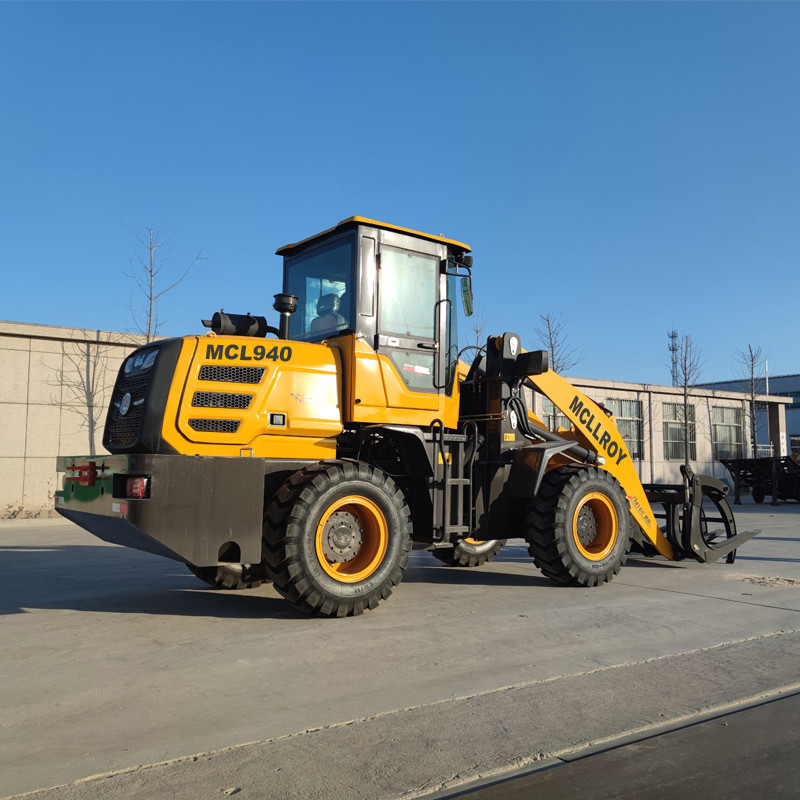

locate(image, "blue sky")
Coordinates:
1 1 798 384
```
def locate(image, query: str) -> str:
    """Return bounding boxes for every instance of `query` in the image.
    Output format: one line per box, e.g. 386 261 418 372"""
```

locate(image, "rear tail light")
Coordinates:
126 476 150 499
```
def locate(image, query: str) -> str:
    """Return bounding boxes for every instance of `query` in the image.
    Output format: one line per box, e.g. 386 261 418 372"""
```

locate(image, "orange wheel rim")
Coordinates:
572 492 617 561
315 495 388 583
463 538 486 545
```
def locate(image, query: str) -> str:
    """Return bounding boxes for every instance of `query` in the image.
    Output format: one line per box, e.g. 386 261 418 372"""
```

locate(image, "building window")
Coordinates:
711 406 743 460
663 402 696 461
541 397 570 431
605 398 644 460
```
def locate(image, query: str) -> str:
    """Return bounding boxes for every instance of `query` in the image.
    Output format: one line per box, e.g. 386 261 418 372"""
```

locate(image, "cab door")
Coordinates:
375 244 442 411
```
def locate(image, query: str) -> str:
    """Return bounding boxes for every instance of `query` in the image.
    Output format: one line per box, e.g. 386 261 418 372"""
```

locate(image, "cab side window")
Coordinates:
379 248 437 339
378 247 439 392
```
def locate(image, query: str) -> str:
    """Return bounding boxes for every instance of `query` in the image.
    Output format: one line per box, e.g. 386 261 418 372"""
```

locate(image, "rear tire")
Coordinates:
263 460 412 617
752 486 766 504
524 466 630 586
431 538 507 567
187 562 269 590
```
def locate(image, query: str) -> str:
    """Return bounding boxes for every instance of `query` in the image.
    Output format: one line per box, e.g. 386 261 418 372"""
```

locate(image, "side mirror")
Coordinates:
460 276 474 317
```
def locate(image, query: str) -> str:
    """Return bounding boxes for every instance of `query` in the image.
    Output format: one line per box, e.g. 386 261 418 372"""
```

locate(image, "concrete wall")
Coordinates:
0 321 147 518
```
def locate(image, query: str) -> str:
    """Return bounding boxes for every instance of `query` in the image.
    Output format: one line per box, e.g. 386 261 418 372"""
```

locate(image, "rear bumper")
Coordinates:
55 454 268 566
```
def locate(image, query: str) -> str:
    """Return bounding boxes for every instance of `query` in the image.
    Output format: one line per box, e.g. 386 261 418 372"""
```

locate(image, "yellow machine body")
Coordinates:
159 335 343 459
328 335 463 430
149 330 466 459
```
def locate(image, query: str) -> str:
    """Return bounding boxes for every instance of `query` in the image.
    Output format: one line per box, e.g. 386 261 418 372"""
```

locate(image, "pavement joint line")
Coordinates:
3 629 800 800
398 759 566 800
408 683 800 800
555 682 800 760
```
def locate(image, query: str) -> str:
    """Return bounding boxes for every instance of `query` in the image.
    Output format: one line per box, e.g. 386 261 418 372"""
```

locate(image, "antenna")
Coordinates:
668 330 679 386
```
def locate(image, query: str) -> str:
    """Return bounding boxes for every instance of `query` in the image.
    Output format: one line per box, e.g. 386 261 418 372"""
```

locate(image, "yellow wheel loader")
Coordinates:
56 217 759 616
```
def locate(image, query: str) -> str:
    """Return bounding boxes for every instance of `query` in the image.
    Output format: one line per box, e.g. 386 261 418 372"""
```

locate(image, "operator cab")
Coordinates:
277 216 473 395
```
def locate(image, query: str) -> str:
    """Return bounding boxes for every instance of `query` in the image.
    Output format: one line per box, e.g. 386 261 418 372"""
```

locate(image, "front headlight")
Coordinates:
124 348 159 375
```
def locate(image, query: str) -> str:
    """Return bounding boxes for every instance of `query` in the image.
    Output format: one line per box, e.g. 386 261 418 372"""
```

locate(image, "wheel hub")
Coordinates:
576 506 598 546
321 510 363 563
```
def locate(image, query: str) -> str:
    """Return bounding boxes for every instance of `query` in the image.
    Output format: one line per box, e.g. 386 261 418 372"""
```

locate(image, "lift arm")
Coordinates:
527 369 674 559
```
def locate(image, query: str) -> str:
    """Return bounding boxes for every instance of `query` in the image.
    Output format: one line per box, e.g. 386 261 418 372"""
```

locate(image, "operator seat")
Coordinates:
310 293 347 334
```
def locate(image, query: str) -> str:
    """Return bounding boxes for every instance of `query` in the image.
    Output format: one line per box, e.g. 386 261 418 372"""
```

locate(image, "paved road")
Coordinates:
436 692 800 799
1 499 799 799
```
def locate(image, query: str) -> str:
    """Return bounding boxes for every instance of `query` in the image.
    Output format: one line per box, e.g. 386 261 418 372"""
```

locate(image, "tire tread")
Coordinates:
263 459 412 616
525 466 629 587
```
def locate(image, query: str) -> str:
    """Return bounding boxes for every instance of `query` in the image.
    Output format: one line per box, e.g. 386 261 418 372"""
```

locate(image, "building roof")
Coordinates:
568 374 792 406
702 374 800 385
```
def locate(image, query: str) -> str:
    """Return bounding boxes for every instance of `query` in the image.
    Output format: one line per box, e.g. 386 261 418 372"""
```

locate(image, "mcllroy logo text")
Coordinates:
568 396 629 466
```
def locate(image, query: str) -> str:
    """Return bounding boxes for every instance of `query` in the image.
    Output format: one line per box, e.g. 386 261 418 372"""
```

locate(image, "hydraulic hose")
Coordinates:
507 394 601 465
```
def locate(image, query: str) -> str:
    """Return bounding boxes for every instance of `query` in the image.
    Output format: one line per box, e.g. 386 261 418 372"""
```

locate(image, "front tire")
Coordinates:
431 538 507 567
263 460 412 617
524 466 630 586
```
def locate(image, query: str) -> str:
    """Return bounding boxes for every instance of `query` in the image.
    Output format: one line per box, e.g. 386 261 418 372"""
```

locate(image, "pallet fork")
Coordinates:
644 466 760 565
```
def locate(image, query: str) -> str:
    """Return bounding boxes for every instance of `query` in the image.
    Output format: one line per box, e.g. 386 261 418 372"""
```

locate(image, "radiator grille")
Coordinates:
188 418 241 433
198 365 265 384
105 374 151 448
192 391 253 409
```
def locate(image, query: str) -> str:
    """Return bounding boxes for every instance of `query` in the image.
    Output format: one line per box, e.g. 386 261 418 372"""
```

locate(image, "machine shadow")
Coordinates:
0 544 309 620
749 536 800 543
1 543 559 617
406 547 576 587
404 561 553 588
734 555 800 563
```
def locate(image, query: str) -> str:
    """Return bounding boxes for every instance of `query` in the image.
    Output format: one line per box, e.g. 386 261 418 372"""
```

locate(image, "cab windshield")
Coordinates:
284 237 354 341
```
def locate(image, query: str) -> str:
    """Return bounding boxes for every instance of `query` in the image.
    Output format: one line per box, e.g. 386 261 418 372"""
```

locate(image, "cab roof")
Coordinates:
275 216 471 258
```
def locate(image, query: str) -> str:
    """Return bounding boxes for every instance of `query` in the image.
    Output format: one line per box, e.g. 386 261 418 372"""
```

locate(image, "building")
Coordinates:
0 320 791 517
0 320 146 518
700 374 800 459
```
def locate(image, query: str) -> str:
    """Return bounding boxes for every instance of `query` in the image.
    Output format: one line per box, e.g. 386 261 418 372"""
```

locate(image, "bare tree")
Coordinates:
736 343 765 457
460 304 487 356
533 312 582 374
127 226 203 342
675 333 704 467
51 332 111 454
